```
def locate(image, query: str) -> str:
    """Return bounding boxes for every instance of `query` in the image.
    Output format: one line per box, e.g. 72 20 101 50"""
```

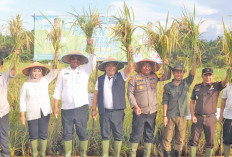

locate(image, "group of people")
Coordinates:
0 47 232 157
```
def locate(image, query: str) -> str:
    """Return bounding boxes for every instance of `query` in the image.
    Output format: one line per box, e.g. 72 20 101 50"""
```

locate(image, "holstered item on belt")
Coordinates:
195 113 216 118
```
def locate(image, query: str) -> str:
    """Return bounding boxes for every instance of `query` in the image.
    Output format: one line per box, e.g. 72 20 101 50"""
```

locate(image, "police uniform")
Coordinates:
128 71 171 143
190 81 223 148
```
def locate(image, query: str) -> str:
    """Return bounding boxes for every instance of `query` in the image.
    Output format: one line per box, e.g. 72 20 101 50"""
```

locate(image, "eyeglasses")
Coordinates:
70 57 81 61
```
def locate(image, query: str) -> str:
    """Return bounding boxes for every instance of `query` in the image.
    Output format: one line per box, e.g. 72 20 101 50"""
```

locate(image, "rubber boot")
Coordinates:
190 146 197 157
224 144 231 157
114 141 122 157
129 143 138 157
102 140 110 157
163 150 172 157
143 143 152 157
205 148 213 157
40 139 47 157
64 140 72 157
80 140 88 157
174 150 181 157
30 139 38 157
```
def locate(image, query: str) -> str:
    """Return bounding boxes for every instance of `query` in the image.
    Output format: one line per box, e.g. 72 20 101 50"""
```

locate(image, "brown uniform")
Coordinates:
190 82 223 148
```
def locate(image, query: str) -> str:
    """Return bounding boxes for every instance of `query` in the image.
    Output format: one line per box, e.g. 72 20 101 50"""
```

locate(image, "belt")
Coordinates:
105 109 123 112
195 113 216 118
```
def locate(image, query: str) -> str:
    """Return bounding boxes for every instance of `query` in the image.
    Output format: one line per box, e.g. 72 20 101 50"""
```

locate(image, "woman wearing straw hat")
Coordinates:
0 50 20 157
91 56 133 157
20 62 58 157
127 58 171 157
53 51 96 157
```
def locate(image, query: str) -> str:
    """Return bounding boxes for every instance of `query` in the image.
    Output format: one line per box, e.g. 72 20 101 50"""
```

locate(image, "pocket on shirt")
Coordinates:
136 81 145 92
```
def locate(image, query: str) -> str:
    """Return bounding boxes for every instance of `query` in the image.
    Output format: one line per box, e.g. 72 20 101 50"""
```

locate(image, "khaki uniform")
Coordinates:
190 82 223 148
128 71 171 143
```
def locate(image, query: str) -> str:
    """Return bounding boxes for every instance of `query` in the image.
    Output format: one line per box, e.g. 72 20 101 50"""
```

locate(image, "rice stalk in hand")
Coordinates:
41 12 63 69
110 2 136 62
221 19 232 83
5 14 32 68
175 5 205 68
69 7 102 54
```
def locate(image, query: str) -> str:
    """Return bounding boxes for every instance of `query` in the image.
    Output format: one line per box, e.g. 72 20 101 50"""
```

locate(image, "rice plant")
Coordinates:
69 7 102 54
41 12 64 69
175 5 204 68
110 2 136 62
221 19 232 83
5 14 32 68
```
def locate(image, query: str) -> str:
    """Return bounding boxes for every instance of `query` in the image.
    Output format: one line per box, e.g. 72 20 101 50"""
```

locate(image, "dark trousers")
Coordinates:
0 114 10 154
190 115 217 148
130 112 157 143
223 119 232 145
99 109 125 141
28 113 50 140
61 105 89 141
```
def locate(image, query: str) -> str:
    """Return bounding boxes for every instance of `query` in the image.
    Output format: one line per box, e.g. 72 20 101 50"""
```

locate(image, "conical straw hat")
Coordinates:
22 62 50 76
61 50 88 65
98 57 124 71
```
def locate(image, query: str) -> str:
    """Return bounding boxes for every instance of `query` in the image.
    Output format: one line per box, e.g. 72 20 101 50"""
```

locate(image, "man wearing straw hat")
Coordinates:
162 61 196 157
91 56 133 157
53 51 96 157
0 50 20 157
127 58 171 157
189 68 229 157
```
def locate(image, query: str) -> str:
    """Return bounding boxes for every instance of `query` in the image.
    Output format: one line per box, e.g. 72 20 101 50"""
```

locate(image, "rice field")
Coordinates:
2 61 228 156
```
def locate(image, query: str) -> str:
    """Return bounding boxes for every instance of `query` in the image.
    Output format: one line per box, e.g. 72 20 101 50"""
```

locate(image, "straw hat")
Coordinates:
135 58 160 73
22 62 50 76
61 51 88 65
98 57 124 71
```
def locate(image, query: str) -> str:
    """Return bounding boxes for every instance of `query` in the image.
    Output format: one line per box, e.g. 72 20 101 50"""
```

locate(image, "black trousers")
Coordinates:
130 112 157 143
28 112 50 140
61 105 89 141
223 119 232 145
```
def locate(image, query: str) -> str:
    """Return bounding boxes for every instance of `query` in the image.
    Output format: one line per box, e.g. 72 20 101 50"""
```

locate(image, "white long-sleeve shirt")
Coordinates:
0 69 14 118
53 54 96 109
20 69 58 121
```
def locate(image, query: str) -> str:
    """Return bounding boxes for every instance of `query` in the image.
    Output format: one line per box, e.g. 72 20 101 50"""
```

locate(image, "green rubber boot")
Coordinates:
129 143 138 157
114 141 122 157
205 148 213 157
30 139 38 157
224 144 231 157
40 139 47 157
143 143 152 157
190 146 197 157
64 140 72 157
80 140 88 157
102 140 110 157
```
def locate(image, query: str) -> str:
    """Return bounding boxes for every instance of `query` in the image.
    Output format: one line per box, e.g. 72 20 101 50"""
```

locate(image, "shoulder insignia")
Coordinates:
152 83 156 88
129 78 133 83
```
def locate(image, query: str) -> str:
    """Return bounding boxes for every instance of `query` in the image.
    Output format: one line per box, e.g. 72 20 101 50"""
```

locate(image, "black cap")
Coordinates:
202 68 213 75
172 64 186 72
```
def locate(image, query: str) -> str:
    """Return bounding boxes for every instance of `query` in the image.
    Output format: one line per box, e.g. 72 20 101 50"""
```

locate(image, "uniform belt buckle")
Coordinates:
202 115 207 118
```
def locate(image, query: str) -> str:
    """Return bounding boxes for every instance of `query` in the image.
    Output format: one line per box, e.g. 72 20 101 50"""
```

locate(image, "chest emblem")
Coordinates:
139 85 143 90
152 83 156 88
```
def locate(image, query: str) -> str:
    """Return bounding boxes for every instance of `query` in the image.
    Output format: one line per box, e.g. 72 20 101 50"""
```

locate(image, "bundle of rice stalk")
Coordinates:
41 12 63 69
141 13 179 62
175 6 204 67
69 7 102 54
5 14 32 68
221 19 232 83
110 2 136 62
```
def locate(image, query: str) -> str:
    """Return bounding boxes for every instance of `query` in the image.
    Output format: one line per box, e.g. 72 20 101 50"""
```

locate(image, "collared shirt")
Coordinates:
0 69 14 118
191 81 223 115
221 83 232 119
20 70 58 121
127 73 158 114
53 54 96 109
95 71 127 109
162 73 194 118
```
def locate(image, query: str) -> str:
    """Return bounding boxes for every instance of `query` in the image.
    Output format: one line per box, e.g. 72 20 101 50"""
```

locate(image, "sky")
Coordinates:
0 0 232 41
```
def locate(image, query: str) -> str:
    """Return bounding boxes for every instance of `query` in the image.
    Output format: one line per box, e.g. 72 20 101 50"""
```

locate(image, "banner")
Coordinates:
34 15 161 63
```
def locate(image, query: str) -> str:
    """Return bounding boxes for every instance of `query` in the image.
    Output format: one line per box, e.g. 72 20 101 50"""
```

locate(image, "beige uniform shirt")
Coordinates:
127 73 159 114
